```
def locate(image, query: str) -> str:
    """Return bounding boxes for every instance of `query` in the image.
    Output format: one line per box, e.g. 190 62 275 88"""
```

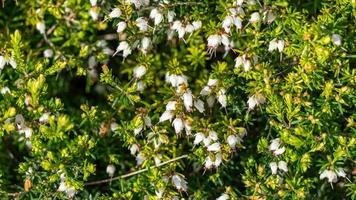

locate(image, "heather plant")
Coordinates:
0 0 355 199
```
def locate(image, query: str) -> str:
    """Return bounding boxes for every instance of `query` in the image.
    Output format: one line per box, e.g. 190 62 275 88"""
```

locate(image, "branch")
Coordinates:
85 154 188 186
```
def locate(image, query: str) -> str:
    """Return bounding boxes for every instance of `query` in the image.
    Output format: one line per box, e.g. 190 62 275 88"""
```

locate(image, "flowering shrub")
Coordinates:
0 0 355 199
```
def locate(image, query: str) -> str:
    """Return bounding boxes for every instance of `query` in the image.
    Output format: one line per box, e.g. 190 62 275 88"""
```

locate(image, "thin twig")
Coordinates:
85 154 188 186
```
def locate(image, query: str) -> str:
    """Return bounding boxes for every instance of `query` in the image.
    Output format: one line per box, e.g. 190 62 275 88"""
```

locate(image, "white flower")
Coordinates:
150 9 163 25
249 12 260 23
144 116 151 127
269 162 278 174
39 112 50 123
274 146 285 156
172 118 184 134
136 81 145 92
217 89 227 108
208 131 218 141
20 127 33 138
221 34 230 47
233 16 242 29
214 153 222 167
247 94 265 110
227 135 238 148
133 65 147 79
336 168 346 178
110 122 118 131
332 34 342 46
117 21 127 33
320 169 338 183
177 26 186 39
166 101 177 111
36 22 46 34
207 34 222 54
130 144 139 155
207 96 215 108
66 187 76 198
0 56 6 70
207 142 221 152
167 11 175 23
172 20 182 30
235 0 244 6
114 41 131 57
159 110 174 122
185 23 195 33
1 87 10 95
200 86 211 96
136 17 149 32
184 120 192 135
216 193 230 200
222 16 234 33
269 39 284 52
171 174 187 191
235 55 251 72
58 181 67 192
266 10 276 24
89 8 99 21
136 152 145 166
122 47 132 58
43 49 54 58
106 164 116 177
134 124 143 135
155 188 165 199
203 136 212 147
168 74 187 87
141 37 151 53
208 79 218 87
205 156 214 169
194 132 205 145
278 161 288 172
183 90 193 111
194 99 205 113
269 138 281 151
90 0 97 6
103 47 114 56
192 20 202 30
109 8 121 19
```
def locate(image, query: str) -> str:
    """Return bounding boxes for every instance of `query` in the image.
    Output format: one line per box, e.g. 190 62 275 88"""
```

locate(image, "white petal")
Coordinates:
227 135 237 148
130 144 139 155
109 8 121 18
209 131 218 141
336 168 346 178
278 161 288 172
166 101 177 111
117 21 127 33
269 138 281 151
0 56 6 70
207 96 215 108
274 146 286 156
194 99 205 113
106 164 116 177
172 118 184 134
183 90 193 111
133 65 147 79
214 153 222 167
277 40 284 52
204 156 214 169
269 162 278 174
217 89 227 107
216 193 229 200
200 86 211 96
207 142 221 152
159 111 174 122
194 132 205 145
332 34 342 46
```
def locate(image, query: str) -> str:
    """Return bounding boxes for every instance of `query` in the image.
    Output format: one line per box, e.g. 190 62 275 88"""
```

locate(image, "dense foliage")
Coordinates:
0 0 355 199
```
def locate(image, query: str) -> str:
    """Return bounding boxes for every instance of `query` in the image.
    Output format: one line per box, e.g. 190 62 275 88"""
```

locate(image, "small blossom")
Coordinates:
217 89 227 107
39 112 50 123
269 162 278 174
106 164 116 177
268 38 284 52
227 135 238 148
134 124 143 135
172 118 184 134
171 174 187 191
89 8 99 21
36 22 46 34
207 34 222 55
207 142 221 152
117 21 127 33
278 161 288 172
332 34 342 46
247 94 266 110
130 144 139 155
336 168 346 178
1 87 10 95
166 101 177 111
182 90 193 111
207 96 215 108
222 16 234 33
159 110 174 122
150 9 163 26
133 65 147 79
136 81 145 92
109 8 121 19
235 55 251 72
136 152 145 166
43 49 54 58
200 86 211 96
214 153 222 167
216 193 230 200
249 12 260 23
266 10 276 24
167 11 175 23
90 0 97 6
192 20 202 30
136 17 149 32
204 156 214 169
141 37 151 53
320 169 338 183
194 99 205 113
194 132 205 145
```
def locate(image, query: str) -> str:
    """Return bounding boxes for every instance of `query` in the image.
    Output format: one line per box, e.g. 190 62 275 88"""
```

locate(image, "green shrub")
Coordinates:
0 0 355 199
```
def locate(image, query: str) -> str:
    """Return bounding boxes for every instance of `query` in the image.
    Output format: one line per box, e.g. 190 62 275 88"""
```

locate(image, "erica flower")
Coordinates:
114 41 132 58
159 110 174 122
172 118 184 134
320 169 338 183
269 161 288 175
141 37 151 53
268 38 284 52
136 17 149 32
247 94 266 110
89 8 99 21
192 21 202 30
249 12 260 23
150 8 163 26
227 135 241 148
332 34 342 46
194 99 205 113
1 87 10 95
133 65 147 79
116 21 127 33
39 112 50 123
194 132 205 145
167 11 175 23
217 88 227 108
269 138 286 156
36 21 46 34
0 55 17 70
106 164 116 177
43 49 54 58
109 8 121 19
136 152 145 166
130 144 139 155
207 34 222 55
207 142 221 152
216 193 230 200
171 174 187 192
182 90 193 111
